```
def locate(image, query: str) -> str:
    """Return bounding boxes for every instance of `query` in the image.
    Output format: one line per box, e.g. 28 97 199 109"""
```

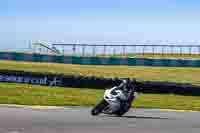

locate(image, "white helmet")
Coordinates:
122 79 127 84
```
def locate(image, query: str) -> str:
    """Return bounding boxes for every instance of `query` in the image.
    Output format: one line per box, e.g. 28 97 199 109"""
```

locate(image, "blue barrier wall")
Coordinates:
0 52 200 67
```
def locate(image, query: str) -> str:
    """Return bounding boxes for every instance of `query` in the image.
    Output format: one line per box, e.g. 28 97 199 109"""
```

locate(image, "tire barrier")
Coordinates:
1 52 200 67
138 81 200 96
0 69 200 96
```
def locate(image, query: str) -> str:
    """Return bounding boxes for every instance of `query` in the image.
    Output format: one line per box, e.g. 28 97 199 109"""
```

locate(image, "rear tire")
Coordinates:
91 100 108 116
115 102 132 116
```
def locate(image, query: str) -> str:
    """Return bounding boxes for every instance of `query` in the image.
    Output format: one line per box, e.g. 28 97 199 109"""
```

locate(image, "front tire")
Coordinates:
91 100 108 116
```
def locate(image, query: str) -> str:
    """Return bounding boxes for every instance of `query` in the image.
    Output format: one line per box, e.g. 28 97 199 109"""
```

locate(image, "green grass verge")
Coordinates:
0 60 200 85
0 83 200 111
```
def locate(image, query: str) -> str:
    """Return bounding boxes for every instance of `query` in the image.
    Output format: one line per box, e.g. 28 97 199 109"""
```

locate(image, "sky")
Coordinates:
1 0 200 51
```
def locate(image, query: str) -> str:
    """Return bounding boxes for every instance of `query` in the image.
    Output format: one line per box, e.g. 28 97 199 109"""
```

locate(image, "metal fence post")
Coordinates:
82 45 85 56
189 46 192 55
162 46 164 56
92 45 96 56
62 45 65 55
142 46 145 55
152 46 155 55
73 44 76 56
123 46 126 56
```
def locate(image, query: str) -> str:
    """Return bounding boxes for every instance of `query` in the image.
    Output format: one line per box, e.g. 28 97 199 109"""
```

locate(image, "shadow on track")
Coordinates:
122 115 172 120
101 115 175 120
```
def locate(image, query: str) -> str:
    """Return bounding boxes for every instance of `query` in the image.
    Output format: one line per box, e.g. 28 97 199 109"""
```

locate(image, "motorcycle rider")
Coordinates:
91 78 140 116
117 78 134 92
109 78 136 115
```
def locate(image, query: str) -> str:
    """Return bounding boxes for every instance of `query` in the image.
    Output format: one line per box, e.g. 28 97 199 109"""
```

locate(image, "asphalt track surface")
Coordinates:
0 107 200 133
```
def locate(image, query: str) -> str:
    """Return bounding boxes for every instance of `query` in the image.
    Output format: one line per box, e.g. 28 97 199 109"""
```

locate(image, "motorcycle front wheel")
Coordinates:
91 99 109 116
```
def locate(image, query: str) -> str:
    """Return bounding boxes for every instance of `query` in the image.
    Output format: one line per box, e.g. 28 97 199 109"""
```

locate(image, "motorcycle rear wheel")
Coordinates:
115 102 132 116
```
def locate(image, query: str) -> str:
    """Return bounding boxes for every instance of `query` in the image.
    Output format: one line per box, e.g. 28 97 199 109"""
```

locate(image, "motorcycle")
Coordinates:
91 80 138 116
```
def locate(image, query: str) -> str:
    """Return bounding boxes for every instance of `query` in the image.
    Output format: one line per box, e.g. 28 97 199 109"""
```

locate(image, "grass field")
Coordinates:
0 83 200 111
0 60 200 85
1 59 200 110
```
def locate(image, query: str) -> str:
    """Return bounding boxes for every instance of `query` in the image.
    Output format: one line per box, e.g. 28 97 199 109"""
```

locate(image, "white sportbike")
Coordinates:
91 80 138 116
